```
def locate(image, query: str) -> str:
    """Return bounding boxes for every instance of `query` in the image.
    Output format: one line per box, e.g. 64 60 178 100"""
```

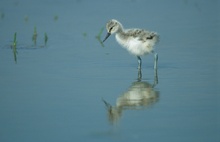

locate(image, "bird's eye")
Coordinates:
109 27 113 32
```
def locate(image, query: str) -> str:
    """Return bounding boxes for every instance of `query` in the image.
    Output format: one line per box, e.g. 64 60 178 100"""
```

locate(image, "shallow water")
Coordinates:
0 0 219 142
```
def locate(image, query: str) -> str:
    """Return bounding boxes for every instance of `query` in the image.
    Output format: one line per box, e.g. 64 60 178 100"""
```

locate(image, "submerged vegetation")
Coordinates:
9 28 49 63
96 27 105 47
24 15 29 23
32 26 37 46
4 12 107 64
0 11 5 19
12 32 18 63
82 32 87 38
44 32 48 46
54 15 59 21
32 27 49 47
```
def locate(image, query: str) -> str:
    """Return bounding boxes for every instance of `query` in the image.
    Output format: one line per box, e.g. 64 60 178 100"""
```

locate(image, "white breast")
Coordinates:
115 34 153 56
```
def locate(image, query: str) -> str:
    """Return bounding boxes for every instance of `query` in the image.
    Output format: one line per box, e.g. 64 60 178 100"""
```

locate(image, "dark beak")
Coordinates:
102 32 111 42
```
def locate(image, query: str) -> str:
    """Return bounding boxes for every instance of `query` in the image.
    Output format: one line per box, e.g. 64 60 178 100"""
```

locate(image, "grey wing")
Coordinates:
126 29 145 37
141 31 159 43
126 29 159 43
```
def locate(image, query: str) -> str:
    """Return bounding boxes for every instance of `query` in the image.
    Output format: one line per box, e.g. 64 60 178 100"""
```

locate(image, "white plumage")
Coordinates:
103 19 159 70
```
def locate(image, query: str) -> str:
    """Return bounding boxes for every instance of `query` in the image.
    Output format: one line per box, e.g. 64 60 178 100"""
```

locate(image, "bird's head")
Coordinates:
102 19 122 42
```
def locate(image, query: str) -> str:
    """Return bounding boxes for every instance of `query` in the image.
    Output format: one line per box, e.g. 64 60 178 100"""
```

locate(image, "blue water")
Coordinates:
0 0 219 142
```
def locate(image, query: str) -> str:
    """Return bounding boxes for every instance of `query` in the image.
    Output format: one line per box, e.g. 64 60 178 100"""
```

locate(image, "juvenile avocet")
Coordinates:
103 19 159 71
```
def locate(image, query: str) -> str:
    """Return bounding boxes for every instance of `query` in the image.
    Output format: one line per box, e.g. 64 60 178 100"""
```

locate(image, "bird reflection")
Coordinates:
103 69 159 125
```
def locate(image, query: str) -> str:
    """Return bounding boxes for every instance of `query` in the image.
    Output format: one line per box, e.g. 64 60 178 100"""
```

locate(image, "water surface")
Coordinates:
0 0 219 142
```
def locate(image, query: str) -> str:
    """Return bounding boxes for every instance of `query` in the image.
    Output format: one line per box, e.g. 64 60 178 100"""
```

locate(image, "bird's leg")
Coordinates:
137 67 142 81
154 53 158 70
137 56 142 70
153 53 158 86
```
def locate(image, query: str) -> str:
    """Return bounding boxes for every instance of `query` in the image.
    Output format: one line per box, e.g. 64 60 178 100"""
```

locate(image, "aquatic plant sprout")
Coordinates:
32 26 37 46
96 27 105 47
12 32 18 63
44 32 48 46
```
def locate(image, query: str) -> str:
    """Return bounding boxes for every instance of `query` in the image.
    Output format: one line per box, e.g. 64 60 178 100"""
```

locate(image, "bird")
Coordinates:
102 19 159 72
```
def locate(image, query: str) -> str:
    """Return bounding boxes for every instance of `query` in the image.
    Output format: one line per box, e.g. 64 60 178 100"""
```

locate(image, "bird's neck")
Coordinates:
116 29 128 41
117 25 124 33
